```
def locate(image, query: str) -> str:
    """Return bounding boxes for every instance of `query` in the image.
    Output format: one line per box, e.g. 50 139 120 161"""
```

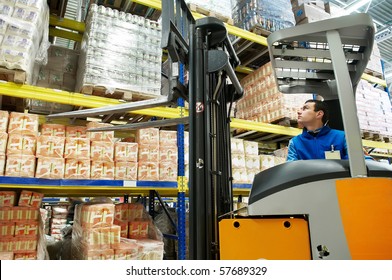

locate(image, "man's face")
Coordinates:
298 102 318 126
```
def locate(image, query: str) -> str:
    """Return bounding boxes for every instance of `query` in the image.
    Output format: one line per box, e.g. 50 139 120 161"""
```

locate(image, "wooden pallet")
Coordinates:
364 68 383 79
0 67 26 84
80 85 159 102
232 25 271 69
361 130 383 141
188 3 234 25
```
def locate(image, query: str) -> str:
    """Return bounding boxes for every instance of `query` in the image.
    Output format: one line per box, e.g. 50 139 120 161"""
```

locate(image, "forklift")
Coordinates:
49 1 392 259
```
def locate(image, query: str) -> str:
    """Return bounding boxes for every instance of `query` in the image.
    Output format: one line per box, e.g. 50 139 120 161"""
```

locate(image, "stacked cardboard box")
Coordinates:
356 80 392 138
113 202 164 260
0 190 45 259
72 201 164 260
236 62 313 123
291 1 331 25
5 112 39 177
231 139 261 184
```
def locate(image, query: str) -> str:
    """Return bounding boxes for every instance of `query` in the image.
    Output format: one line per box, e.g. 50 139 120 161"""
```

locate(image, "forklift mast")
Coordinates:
161 0 243 260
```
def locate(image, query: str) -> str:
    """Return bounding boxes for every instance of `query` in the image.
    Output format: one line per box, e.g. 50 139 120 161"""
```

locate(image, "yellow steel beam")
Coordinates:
231 118 301 137
49 27 83 42
236 66 255 75
0 82 185 119
361 73 387 87
362 139 392 150
370 153 392 158
49 15 85 33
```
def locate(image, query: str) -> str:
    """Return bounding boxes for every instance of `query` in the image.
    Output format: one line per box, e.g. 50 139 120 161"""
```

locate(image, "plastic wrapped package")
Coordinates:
136 128 159 145
184 0 233 20
65 125 87 138
76 4 162 95
35 157 65 179
6 133 36 156
5 155 35 177
90 141 114 162
86 122 114 142
7 112 39 135
40 124 66 137
0 110 9 132
0 0 50 84
36 135 65 158
64 137 90 159
114 161 137 180
114 142 138 162
64 159 90 179
90 160 114 180
232 0 295 32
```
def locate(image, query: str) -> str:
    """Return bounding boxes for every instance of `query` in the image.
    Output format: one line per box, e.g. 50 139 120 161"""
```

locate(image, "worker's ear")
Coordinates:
316 110 324 119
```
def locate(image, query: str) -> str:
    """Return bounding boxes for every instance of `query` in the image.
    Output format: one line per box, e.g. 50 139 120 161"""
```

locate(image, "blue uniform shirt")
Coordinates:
287 126 348 161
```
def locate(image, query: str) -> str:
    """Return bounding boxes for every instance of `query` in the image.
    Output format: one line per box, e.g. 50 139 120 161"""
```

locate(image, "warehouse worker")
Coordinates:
287 99 348 161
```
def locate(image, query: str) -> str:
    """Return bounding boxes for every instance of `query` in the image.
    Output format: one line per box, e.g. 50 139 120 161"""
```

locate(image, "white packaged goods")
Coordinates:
185 0 232 20
356 80 392 137
76 4 162 95
233 0 295 32
0 0 50 84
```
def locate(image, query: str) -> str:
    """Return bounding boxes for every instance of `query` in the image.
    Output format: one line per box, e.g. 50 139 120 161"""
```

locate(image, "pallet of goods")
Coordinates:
0 0 50 85
71 200 164 260
186 0 234 25
75 4 163 101
0 190 47 260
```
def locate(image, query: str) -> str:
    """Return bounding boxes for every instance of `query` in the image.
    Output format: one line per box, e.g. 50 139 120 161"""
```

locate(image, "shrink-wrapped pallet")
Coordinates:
0 0 50 84
76 4 162 96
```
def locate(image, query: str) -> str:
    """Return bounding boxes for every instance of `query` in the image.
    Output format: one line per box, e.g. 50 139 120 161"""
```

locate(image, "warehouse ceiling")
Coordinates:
328 0 392 85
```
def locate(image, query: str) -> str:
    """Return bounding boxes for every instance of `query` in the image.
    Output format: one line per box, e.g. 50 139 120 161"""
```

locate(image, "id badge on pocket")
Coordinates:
325 150 341 159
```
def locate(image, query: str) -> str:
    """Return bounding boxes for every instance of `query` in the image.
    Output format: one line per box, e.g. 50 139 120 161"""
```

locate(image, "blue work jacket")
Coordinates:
287 126 348 161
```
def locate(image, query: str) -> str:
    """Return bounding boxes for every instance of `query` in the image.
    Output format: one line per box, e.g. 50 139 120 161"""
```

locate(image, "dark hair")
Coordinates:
305 99 329 124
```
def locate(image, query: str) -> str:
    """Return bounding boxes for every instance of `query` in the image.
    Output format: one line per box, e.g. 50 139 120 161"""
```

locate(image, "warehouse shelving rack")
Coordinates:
0 0 391 260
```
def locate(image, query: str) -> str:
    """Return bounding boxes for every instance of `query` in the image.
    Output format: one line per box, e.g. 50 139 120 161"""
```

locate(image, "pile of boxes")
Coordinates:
236 62 313 123
72 201 163 260
356 79 392 138
230 138 286 183
291 0 331 25
0 111 178 182
0 190 44 260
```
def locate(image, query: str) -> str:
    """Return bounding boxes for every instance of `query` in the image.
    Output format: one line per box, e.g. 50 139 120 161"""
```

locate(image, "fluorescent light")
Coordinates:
345 0 372 13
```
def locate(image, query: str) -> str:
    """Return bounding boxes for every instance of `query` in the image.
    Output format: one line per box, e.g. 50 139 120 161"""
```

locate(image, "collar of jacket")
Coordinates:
302 126 331 139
